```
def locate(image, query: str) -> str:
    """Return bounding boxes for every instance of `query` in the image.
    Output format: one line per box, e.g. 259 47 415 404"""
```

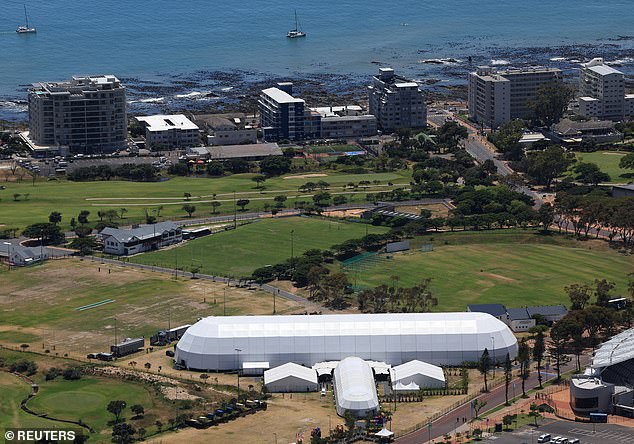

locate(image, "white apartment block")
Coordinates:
202 115 257 145
259 83 305 141
579 58 626 121
468 66 561 128
135 114 200 149
368 68 427 132
28 75 127 153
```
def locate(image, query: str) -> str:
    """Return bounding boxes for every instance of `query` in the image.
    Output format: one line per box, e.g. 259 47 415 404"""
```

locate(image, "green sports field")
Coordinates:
573 151 632 183
347 230 634 311
0 169 410 231
130 216 389 278
26 377 157 435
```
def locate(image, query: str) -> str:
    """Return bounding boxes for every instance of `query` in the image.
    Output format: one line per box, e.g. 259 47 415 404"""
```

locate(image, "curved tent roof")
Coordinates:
333 357 379 417
175 312 517 371
592 327 634 369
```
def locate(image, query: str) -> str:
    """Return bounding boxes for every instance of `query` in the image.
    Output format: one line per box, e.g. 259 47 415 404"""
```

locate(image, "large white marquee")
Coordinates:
175 312 518 371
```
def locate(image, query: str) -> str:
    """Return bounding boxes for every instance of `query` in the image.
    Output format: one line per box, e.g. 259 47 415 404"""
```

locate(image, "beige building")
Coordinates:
135 114 200 149
368 68 427 132
310 105 377 139
578 58 626 121
28 75 127 153
195 114 257 146
468 66 561 128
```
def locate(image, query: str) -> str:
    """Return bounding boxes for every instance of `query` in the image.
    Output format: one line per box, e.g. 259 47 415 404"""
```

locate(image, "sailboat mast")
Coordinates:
24 5 29 28
294 9 298 31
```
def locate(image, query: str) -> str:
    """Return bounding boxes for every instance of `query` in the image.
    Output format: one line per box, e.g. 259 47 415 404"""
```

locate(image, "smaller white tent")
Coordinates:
391 360 445 389
264 363 319 393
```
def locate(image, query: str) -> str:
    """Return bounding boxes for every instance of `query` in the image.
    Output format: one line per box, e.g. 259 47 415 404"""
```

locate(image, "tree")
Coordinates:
182 204 196 217
23 222 65 245
206 161 224 176
549 322 572 381
312 191 331 207
619 152 634 170
183 192 191 201
574 162 610 185
111 422 135 444
478 348 492 392
529 403 541 426
260 156 292 176
525 146 572 189
472 399 487 419
517 338 531 397
565 283 592 311
107 400 127 423
20 343 29 352
78 210 90 225
206 200 220 215
119 208 128 219
274 194 287 208
504 353 512 405
252 175 267 189
533 330 545 389
529 82 574 126
537 203 555 231
144 362 151 371
502 414 516 431
333 195 347 206
236 199 250 211
594 279 616 307
48 211 62 225
130 404 144 418
488 120 525 161
155 420 163 432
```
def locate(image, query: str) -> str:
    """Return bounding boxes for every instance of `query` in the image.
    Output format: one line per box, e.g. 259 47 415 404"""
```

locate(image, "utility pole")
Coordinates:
235 348 242 398
233 190 237 229
224 287 227 316
114 317 118 346
290 230 295 269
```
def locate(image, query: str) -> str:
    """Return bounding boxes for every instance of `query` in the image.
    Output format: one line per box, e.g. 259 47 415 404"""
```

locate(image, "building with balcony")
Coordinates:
28 75 127 153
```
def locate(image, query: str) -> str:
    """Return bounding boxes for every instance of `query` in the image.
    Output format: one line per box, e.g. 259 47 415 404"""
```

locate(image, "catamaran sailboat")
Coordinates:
287 10 305 38
16 5 36 34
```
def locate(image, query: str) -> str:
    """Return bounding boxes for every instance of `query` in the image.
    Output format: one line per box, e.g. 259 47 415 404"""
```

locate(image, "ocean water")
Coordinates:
1 0 634 119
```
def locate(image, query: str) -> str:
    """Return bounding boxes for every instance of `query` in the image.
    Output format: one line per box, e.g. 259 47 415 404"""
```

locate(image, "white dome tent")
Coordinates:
174 312 518 371
391 360 446 389
333 357 380 417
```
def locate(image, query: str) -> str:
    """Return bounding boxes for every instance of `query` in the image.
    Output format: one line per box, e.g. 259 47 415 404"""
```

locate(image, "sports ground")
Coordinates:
573 151 631 183
346 230 634 311
130 217 389 278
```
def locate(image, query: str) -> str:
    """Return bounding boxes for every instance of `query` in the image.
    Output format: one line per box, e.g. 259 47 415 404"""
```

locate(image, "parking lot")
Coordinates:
480 420 634 444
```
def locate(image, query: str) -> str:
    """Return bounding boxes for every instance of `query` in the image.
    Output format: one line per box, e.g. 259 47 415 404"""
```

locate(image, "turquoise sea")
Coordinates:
1 0 634 119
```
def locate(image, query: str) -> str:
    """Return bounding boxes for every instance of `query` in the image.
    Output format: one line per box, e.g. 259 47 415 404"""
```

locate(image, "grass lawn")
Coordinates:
131 216 389 278
347 230 634 311
0 372 59 430
573 151 632 183
26 377 157 436
0 259 302 355
0 169 411 231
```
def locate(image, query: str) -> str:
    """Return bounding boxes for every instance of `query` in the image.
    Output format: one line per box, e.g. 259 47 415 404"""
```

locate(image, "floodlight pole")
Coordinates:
290 230 295 268
114 317 117 346
235 348 242 397
491 336 496 377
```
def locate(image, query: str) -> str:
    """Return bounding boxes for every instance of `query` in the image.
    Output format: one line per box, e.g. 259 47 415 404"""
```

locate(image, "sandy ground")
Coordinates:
322 209 366 218
0 259 304 356
147 392 338 444
283 173 328 180
396 203 451 218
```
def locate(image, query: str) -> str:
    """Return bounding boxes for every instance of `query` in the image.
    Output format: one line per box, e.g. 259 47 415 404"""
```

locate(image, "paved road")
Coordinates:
397 357 588 444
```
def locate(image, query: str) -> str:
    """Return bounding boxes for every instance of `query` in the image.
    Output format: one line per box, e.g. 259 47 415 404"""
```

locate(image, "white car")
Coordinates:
537 434 551 443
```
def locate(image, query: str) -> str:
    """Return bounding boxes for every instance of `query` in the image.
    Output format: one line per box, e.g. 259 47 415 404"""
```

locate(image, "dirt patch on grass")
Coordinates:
322 209 366 218
283 173 328 180
482 272 517 283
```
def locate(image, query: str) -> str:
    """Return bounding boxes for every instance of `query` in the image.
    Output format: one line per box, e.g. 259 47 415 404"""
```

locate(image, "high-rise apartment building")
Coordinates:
578 58 626 121
259 83 305 141
28 75 127 153
468 66 561 128
368 68 427 132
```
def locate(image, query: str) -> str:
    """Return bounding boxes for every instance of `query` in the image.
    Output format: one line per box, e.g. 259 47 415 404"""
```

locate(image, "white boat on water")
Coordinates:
16 5 36 34
287 10 305 38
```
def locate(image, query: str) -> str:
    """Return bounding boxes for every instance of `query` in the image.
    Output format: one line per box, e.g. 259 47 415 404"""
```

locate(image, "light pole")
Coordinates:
290 230 295 269
224 287 227 316
3 242 12 270
491 336 496 377
235 348 242 398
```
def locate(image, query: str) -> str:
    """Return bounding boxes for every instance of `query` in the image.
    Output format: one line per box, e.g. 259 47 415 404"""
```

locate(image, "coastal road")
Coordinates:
396 357 588 444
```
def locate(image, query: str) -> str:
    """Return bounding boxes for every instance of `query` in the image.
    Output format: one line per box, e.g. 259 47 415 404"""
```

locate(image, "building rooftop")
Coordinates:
196 143 282 159
264 363 317 385
554 118 617 135
31 75 122 93
593 327 634 368
526 305 567 318
507 307 531 321
467 303 507 318
136 114 199 132
390 360 445 384
261 87 304 104
99 221 179 244
613 184 634 191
